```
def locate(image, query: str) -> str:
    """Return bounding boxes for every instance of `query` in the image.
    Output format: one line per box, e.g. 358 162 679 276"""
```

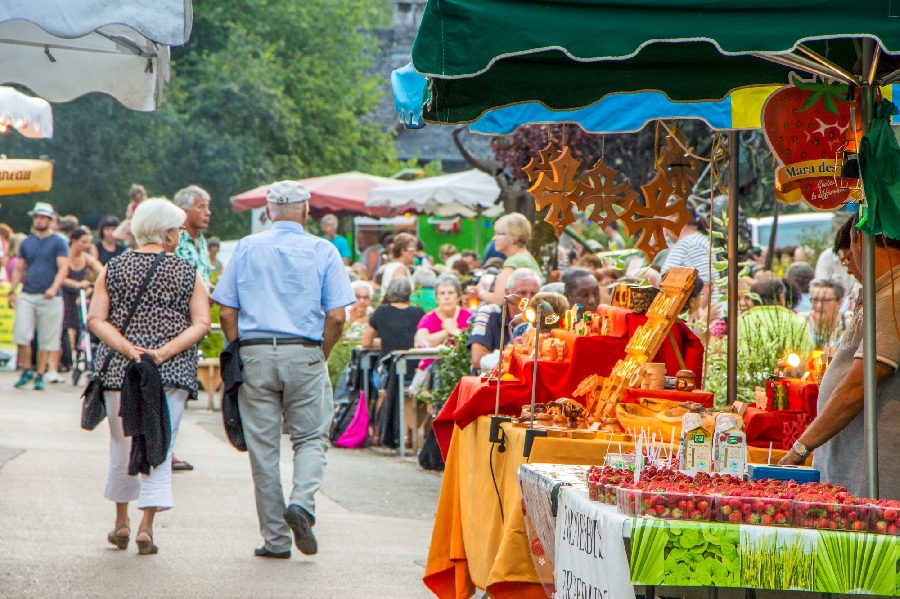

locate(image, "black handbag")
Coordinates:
81 252 165 431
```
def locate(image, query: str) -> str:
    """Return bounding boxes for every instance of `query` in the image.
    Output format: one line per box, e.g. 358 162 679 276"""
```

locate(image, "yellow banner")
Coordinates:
0 159 53 195
0 282 15 370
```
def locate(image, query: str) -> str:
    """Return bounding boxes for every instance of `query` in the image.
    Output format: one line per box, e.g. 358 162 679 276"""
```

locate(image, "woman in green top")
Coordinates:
478 213 543 304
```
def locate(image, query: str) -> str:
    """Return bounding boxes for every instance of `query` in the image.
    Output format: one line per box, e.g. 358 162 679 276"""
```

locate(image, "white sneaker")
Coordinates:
44 371 64 384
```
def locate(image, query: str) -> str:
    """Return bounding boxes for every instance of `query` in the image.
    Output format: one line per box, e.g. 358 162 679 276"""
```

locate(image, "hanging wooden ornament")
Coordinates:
528 145 581 235
566 158 638 229
522 139 563 184
658 125 703 202
619 167 691 262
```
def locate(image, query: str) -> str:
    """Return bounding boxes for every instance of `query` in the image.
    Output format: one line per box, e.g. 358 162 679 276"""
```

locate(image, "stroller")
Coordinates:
71 288 95 386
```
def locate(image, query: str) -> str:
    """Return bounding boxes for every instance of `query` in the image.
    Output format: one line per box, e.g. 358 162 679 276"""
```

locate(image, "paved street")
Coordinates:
0 371 441 598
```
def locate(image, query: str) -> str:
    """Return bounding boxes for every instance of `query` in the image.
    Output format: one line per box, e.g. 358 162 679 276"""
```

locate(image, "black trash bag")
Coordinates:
418 426 445 471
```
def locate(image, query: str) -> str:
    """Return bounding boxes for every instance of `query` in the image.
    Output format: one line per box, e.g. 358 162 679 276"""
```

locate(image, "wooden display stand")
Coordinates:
590 266 698 418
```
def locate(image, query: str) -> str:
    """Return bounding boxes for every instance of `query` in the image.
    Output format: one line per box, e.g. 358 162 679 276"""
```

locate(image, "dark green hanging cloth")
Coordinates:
858 99 900 238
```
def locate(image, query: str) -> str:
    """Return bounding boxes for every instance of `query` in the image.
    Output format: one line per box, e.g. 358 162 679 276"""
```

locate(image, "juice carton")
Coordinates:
713 413 746 476
679 413 712 473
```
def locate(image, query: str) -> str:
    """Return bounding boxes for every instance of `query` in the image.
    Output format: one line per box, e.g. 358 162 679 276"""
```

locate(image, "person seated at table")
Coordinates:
345 281 374 341
361 277 425 359
467 268 541 372
561 267 600 319
414 275 472 373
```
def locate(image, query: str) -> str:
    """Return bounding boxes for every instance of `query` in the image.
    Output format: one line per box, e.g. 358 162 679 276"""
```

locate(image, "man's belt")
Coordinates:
241 337 322 348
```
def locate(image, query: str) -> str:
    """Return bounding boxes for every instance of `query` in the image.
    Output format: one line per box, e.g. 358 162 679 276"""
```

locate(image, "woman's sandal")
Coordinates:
107 524 130 550
135 529 158 555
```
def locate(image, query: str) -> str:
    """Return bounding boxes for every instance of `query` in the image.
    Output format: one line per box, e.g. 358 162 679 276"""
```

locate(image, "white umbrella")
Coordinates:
0 0 192 111
0 86 52 138
366 169 502 218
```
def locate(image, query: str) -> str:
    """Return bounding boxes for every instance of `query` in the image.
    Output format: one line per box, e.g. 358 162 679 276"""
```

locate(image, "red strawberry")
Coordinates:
531 538 545 556
852 520 866 531
761 74 856 210
876 520 888 534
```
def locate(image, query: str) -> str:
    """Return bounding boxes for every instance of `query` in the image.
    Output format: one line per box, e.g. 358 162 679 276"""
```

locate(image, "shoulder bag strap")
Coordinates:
96 251 166 376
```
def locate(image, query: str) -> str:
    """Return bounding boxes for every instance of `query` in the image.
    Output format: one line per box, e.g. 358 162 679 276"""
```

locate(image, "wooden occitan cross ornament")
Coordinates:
527 146 581 235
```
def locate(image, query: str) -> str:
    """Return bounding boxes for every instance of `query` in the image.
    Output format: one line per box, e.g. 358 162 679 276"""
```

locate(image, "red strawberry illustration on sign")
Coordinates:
762 74 860 210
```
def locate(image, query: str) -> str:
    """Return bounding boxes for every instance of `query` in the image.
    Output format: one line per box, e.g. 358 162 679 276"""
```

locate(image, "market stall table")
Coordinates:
518 464 900 597
433 319 705 459
424 417 794 599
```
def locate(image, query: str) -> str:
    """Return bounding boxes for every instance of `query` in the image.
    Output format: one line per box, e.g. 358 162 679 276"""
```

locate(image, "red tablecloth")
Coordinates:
433 320 705 459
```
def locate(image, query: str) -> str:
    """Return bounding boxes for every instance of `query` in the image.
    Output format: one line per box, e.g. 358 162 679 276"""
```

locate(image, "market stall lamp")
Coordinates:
490 294 530 446
786 353 801 369
524 300 560 458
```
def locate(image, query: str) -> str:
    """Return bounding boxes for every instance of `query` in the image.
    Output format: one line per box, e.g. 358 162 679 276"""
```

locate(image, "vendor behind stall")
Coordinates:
467 268 541 371
561 267 600 319
780 217 900 499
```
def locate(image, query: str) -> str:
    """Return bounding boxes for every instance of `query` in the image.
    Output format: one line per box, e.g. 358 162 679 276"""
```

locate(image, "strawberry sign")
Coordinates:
762 74 862 210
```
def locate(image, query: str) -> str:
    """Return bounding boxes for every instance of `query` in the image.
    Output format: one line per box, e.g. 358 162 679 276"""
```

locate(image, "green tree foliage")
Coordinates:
0 0 395 238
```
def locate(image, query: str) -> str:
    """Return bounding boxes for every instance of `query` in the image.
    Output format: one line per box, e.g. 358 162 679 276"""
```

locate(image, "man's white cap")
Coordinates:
266 180 310 204
28 202 54 218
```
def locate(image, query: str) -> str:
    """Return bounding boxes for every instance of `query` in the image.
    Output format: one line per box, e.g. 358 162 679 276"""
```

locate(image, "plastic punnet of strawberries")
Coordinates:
871 499 900 535
586 466 631 505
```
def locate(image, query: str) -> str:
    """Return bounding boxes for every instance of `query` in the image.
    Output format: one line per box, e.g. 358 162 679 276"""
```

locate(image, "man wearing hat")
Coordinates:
212 181 354 559
7 202 69 390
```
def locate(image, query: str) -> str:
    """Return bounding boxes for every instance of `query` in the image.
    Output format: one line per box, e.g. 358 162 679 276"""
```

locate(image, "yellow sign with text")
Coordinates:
0 159 53 195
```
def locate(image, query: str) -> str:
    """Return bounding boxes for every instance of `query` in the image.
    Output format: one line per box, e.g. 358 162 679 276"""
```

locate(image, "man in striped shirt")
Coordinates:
662 216 720 304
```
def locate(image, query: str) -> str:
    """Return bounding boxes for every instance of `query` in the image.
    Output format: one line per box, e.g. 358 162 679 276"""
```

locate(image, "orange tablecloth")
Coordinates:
424 417 793 599
433 321 705 459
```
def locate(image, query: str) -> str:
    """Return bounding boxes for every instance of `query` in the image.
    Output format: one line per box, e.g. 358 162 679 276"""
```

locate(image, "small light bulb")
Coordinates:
787 353 801 369
524 307 536 323
545 313 560 325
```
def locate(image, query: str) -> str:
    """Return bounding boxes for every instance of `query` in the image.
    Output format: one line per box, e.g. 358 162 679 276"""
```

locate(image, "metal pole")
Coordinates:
396 354 407 458
726 131 740 406
496 306 506 416
530 317 540 430
861 38 879 499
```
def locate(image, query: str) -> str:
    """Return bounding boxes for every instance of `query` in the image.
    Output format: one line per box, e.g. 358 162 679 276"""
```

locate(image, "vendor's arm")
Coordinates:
470 342 490 371
779 358 893 465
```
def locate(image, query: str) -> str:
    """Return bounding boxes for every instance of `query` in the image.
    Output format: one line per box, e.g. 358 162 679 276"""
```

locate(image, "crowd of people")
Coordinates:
1 180 872 554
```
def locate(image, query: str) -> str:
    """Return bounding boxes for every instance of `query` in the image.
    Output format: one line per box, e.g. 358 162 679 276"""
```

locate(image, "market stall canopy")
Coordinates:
0 158 53 195
0 0 192 111
393 61 779 133
366 169 502 217
231 172 404 218
0 86 53 138
411 1 900 124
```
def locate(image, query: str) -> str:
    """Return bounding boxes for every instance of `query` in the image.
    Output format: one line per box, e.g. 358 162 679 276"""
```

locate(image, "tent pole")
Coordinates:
726 131 740 406
475 212 481 255
861 39 879 499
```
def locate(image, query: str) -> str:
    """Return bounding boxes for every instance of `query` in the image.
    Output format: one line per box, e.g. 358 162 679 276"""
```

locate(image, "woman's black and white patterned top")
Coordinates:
96 251 199 397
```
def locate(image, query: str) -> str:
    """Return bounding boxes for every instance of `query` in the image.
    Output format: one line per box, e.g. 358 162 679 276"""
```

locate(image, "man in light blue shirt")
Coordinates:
213 181 354 559
321 213 351 266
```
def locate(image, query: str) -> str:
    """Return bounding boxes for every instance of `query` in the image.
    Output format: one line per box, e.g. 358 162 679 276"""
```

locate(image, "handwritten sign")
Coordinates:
555 489 635 599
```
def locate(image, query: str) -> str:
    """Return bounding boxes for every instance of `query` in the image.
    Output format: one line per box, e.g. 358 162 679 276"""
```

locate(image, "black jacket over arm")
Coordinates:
121 354 171 476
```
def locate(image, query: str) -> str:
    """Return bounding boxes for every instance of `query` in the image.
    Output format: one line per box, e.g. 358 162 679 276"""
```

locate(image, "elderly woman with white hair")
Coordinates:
88 198 210 555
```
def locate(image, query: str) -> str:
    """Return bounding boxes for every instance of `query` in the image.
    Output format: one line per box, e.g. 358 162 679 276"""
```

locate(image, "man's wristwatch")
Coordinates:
792 440 811 459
